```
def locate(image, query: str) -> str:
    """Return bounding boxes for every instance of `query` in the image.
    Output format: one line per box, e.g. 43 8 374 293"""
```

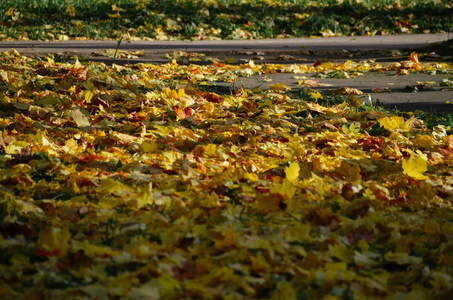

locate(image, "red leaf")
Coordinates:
204 92 222 103
173 105 194 119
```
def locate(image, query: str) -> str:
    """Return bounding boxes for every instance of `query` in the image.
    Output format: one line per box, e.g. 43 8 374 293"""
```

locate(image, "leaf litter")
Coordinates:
0 49 453 299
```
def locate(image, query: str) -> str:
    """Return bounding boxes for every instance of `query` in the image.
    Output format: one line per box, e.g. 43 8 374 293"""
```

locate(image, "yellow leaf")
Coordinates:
320 29 336 37
325 261 347 284
184 81 201 95
137 182 153 208
111 4 123 11
58 34 70 41
354 251 379 267
269 83 291 92
157 274 182 298
357 239 369 253
39 227 71 256
140 140 156 153
64 137 83 154
402 151 428 180
384 252 423 265
6 7 14 16
252 86 262 94
202 102 214 113
215 231 241 249
250 253 271 273
429 272 453 290
224 58 237 64
108 12 121 18
98 178 133 195
205 143 217 156
0 69 9 83
243 172 259 181
347 94 361 107
412 134 434 150
36 93 61 106
332 86 363 95
271 280 297 300
84 91 94 103
329 243 354 264
149 125 176 137
378 116 405 130
320 62 334 69
47 57 55 65
65 6 76 16
337 160 361 181
5 140 28 155
285 162 300 182
11 49 20 57
68 108 91 127
271 178 297 198
162 151 179 164
310 91 323 100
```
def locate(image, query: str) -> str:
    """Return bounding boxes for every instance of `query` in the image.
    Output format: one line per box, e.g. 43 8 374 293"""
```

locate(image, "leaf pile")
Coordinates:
1 50 453 299
1 0 452 41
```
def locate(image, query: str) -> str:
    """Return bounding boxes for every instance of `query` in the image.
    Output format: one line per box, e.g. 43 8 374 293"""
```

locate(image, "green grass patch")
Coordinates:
0 0 452 40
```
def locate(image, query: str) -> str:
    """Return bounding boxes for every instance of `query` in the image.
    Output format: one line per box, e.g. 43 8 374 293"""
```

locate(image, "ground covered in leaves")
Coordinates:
1 49 453 299
1 0 452 41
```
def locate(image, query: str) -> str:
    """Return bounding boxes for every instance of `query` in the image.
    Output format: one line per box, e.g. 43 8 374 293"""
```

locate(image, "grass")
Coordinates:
0 0 452 41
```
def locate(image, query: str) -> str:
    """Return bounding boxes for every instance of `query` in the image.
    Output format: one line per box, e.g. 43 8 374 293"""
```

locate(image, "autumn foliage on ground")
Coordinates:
1 49 453 299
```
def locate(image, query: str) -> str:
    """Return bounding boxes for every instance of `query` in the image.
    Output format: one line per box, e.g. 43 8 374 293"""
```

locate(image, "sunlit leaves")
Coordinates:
0 49 453 300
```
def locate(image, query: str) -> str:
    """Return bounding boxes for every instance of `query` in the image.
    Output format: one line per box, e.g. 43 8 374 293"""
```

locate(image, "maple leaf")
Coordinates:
409 51 422 70
139 140 157 153
98 178 134 195
337 160 362 181
66 107 91 127
271 178 297 199
402 150 428 180
39 226 71 257
378 116 412 131
285 162 300 182
310 91 323 100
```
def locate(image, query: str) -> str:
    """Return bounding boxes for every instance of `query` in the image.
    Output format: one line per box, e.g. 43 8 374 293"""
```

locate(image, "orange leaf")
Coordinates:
173 105 194 119
409 51 420 64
